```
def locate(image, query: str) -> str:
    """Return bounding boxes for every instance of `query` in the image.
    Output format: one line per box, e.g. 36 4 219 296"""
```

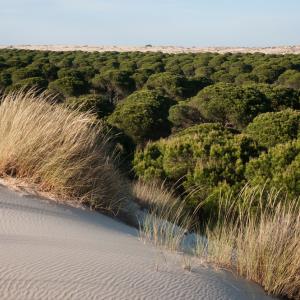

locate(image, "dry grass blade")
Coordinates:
195 186 300 299
0 89 131 213
134 180 196 252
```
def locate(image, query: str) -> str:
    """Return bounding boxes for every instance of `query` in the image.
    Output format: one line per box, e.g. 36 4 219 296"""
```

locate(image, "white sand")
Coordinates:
1 44 300 54
0 184 275 300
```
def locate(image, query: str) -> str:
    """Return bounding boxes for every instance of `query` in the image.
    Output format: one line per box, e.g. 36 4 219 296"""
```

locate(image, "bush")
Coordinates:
190 83 270 129
252 63 285 83
145 72 187 100
5 77 48 93
134 123 261 210
108 90 173 144
278 70 300 90
0 72 12 89
65 94 114 118
11 66 43 82
254 84 300 111
168 103 203 131
246 109 300 148
0 90 131 213
91 70 135 102
245 139 300 198
49 76 86 98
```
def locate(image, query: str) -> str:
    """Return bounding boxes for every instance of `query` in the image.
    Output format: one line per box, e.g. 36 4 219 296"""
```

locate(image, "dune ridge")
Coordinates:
1 44 300 54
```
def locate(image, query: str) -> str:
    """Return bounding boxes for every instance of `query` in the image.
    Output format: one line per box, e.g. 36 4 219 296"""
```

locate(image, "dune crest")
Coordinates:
1 44 300 54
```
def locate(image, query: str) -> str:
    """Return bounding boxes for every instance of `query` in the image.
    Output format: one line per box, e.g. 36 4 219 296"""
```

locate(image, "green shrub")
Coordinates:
134 123 261 209
65 94 114 118
168 103 203 131
48 76 86 97
91 70 135 102
11 66 43 83
254 84 300 111
5 77 48 93
246 109 300 148
108 90 173 143
145 72 187 100
0 72 12 89
246 139 300 198
252 63 285 83
278 70 300 90
190 83 270 129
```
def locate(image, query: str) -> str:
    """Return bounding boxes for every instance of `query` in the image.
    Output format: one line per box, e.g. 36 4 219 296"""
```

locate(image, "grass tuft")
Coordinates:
195 186 300 299
0 89 131 213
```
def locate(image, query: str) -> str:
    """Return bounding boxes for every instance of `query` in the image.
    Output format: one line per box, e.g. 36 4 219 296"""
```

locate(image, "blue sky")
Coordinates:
1 0 299 46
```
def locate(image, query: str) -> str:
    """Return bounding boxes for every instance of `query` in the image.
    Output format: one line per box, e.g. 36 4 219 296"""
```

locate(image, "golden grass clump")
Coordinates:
0 90 130 213
133 180 179 210
195 187 300 299
137 181 299 299
134 180 194 251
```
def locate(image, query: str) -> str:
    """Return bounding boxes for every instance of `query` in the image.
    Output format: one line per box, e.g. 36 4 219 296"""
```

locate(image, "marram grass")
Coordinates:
0 90 130 213
138 181 300 299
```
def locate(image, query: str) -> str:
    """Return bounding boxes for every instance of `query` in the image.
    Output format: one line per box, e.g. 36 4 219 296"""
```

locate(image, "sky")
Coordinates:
0 0 300 47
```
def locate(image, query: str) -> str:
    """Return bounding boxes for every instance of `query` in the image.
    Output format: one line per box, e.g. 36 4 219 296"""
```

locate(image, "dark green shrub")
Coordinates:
191 83 270 129
91 70 135 102
252 63 285 83
11 66 43 82
168 103 203 131
65 94 114 118
278 70 300 90
254 84 300 111
5 77 48 92
0 72 12 89
108 90 173 143
145 72 187 100
49 76 86 97
57 68 84 80
246 110 300 148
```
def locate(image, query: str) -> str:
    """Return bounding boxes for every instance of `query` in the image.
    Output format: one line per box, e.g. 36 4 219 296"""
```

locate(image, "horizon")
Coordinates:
1 0 300 47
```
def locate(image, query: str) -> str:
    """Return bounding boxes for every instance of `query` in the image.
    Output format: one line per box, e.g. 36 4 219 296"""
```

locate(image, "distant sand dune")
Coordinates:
0 184 275 300
1 44 300 54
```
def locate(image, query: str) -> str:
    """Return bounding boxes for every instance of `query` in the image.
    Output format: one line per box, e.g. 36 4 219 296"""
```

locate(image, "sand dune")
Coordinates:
1 44 300 54
0 184 275 300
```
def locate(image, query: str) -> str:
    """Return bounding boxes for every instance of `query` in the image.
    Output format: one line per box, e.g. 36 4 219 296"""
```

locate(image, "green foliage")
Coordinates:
48 76 86 97
254 84 300 111
145 72 187 100
191 83 270 129
134 123 261 210
252 63 285 83
0 72 12 89
278 70 300 90
246 109 300 148
65 94 114 118
91 70 135 102
11 66 43 83
168 102 203 131
108 90 173 143
246 139 300 198
5 77 48 92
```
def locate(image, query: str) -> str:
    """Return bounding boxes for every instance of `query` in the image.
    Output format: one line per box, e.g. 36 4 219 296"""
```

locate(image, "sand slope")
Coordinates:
0 184 275 300
1 45 300 54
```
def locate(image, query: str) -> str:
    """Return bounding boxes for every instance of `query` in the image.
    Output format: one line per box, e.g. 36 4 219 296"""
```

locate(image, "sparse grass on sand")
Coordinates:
137 182 300 299
134 180 193 251
0 90 131 213
196 187 300 299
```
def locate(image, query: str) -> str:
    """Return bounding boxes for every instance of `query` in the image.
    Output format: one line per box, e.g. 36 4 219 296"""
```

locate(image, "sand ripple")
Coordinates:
0 185 275 300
